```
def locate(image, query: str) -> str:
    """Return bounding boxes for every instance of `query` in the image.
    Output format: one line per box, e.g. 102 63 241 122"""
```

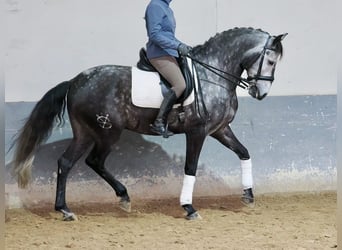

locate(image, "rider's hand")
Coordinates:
178 43 192 56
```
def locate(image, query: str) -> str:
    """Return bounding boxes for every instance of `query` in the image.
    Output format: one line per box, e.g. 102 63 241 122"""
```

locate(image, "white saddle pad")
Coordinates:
131 59 196 109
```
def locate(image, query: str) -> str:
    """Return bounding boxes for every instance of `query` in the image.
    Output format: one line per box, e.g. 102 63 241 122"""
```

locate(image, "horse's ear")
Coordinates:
273 33 288 44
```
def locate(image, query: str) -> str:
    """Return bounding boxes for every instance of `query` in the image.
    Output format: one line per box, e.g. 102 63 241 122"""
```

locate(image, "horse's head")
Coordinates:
243 33 287 100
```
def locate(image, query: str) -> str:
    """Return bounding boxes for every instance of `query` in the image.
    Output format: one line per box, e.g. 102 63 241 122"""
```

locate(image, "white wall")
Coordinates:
5 0 337 102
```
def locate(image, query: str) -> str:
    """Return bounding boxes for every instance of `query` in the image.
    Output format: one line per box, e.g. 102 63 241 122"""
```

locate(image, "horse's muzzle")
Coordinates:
248 85 267 100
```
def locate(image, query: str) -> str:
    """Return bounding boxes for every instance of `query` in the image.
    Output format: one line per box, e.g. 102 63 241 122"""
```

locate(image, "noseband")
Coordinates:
188 35 276 90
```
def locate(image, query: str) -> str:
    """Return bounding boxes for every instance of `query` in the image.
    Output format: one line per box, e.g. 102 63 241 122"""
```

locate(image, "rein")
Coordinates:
178 35 275 123
187 55 250 90
187 35 274 91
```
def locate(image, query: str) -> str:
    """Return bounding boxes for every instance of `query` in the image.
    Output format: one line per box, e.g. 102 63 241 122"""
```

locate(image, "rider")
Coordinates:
144 0 192 137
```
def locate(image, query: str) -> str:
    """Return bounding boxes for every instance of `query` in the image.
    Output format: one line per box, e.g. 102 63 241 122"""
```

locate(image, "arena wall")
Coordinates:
4 1 337 207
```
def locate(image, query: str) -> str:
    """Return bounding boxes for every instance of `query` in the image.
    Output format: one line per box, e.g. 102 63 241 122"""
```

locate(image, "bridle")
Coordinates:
246 35 275 83
187 35 276 90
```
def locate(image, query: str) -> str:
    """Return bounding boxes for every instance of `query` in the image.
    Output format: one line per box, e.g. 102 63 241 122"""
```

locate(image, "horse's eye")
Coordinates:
268 60 275 66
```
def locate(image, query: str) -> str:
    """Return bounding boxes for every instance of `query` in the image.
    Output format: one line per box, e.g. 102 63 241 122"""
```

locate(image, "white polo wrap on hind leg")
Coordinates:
241 159 253 189
180 175 196 205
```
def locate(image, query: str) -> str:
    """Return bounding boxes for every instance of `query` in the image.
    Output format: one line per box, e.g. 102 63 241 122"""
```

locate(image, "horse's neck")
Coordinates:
194 45 243 90
194 30 267 82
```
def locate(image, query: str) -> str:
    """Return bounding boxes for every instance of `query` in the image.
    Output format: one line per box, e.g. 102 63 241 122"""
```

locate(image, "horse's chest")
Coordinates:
226 105 236 122
207 92 237 125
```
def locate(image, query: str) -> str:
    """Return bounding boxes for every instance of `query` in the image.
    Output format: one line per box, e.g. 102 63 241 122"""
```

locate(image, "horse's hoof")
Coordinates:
62 212 78 221
119 200 131 213
241 197 255 208
186 211 202 220
182 204 201 220
59 209 78 221
241 188 255 208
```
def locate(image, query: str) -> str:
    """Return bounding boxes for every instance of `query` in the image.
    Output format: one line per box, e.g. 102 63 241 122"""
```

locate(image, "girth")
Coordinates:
136 48 194 103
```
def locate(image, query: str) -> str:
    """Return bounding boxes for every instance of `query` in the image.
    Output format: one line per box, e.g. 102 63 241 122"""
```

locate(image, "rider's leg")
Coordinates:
149 56 186 137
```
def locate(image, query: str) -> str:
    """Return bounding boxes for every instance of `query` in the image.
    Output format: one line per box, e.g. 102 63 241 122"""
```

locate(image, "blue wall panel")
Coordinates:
5 95 336 203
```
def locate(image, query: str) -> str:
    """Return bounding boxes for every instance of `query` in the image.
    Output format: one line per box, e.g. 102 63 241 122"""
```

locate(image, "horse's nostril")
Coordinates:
258 93 267 100
248 85 258 98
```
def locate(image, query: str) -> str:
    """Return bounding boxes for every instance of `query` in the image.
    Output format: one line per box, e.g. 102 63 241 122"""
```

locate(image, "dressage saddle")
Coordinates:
136 48 194 103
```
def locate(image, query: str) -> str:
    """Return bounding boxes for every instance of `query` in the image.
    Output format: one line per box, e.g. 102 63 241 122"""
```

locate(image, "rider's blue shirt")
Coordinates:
145 0 182 59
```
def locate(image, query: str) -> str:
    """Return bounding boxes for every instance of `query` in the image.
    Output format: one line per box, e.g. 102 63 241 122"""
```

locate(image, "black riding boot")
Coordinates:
150 89 177 138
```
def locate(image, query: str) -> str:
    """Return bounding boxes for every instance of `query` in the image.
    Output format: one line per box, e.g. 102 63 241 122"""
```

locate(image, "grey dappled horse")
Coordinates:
12 27 287 220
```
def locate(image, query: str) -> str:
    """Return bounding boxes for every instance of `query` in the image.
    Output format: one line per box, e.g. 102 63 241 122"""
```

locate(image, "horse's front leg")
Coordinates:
181 129 206 220
211 125 254 206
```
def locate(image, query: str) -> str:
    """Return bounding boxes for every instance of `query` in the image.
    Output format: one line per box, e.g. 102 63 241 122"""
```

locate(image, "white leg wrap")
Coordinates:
241 159 253 189
180 175 196 205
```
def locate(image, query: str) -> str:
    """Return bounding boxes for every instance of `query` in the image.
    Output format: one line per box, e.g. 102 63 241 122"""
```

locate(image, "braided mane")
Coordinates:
193 27 283 58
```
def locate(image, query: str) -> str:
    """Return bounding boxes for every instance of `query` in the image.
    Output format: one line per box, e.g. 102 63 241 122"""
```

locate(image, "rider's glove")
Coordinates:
177 43 192 56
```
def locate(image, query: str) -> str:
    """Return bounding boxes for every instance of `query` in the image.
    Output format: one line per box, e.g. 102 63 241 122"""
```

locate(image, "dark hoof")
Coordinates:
241 188 255 208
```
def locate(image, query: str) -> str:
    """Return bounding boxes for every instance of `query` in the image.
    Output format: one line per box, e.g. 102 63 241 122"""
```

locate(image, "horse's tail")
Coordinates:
12 81 71 188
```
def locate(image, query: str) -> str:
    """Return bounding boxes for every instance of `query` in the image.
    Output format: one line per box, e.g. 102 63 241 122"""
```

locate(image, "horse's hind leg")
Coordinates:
85 141 131 212
211 125 254 206
55 137 91 221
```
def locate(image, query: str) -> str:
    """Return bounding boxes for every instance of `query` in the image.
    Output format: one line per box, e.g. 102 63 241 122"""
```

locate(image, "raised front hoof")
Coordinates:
241 188 255 208
119 199 131 213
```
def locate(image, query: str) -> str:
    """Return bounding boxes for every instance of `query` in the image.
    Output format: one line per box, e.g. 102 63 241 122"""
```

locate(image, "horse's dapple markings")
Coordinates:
12 27 286 220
